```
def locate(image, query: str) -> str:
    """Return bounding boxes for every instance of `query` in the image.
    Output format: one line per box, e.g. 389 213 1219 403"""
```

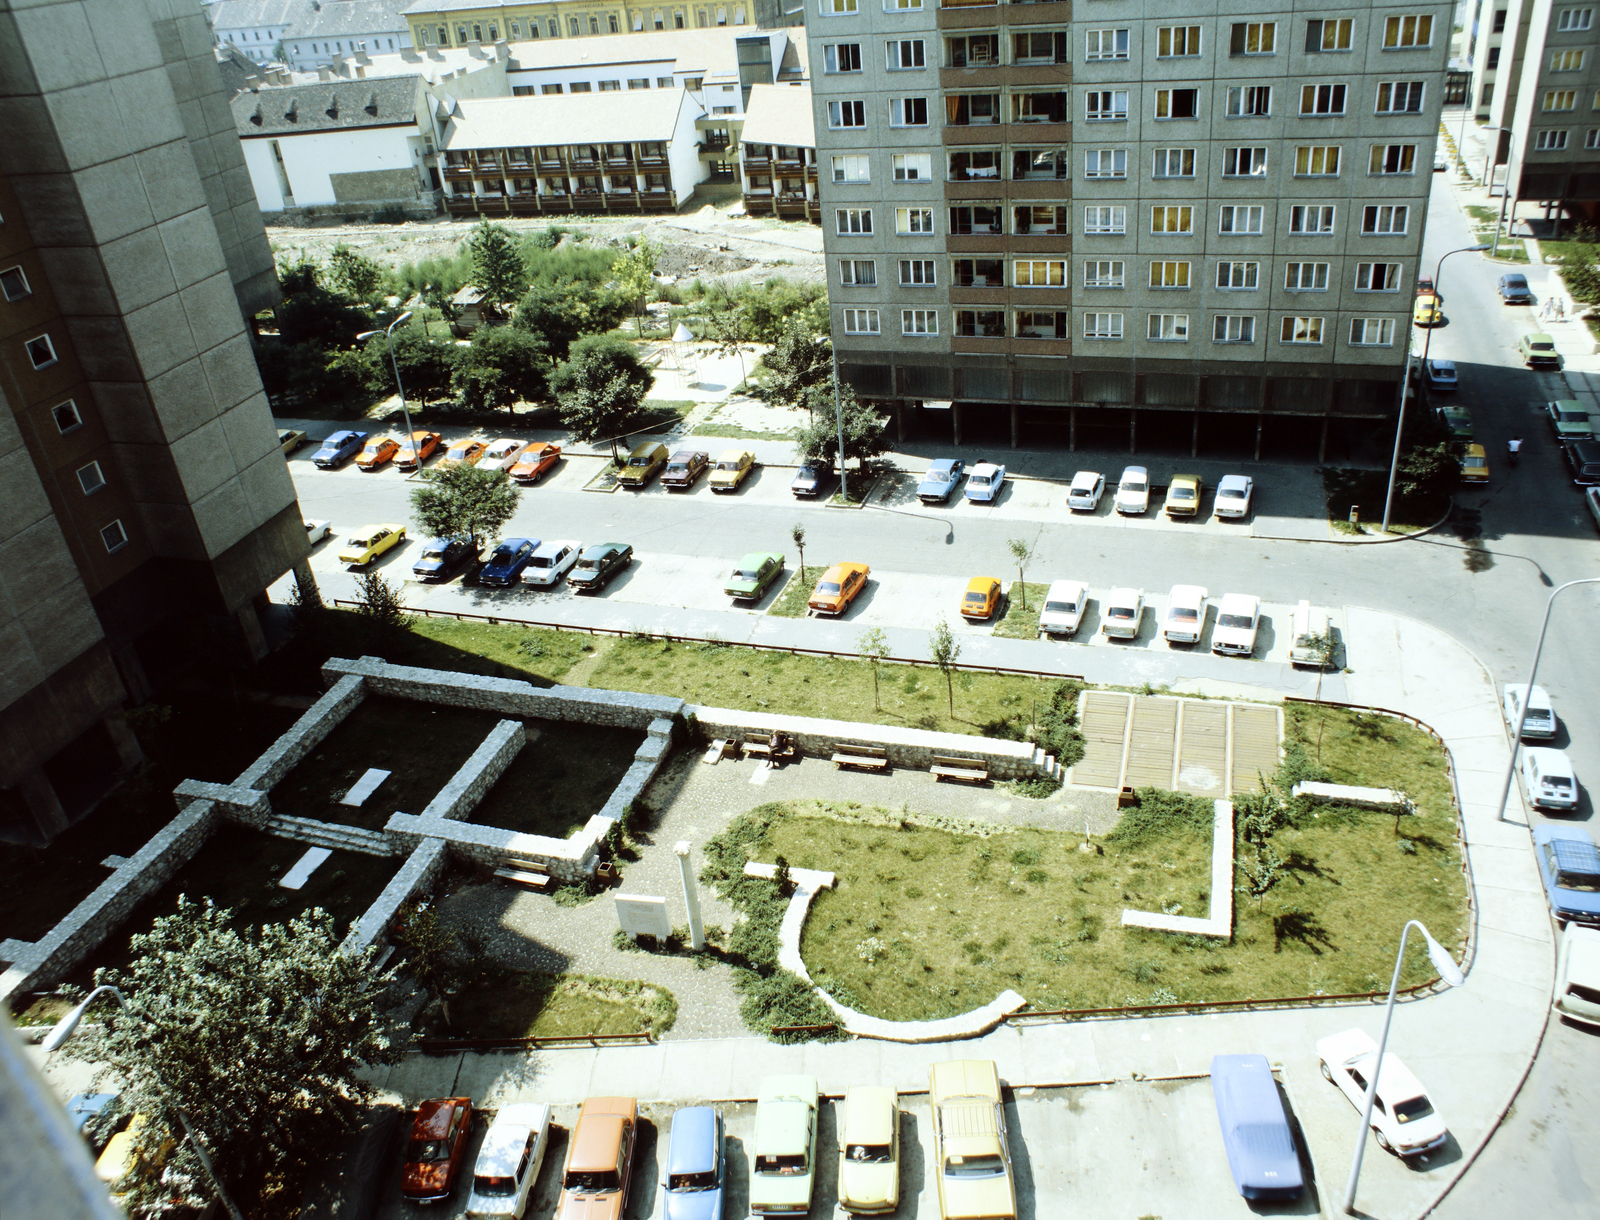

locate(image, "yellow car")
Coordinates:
837 1085 900 1215
708 449 755 493
95 1113 175 1200
1414 293 1443 326
961 577 1002 620
339 523 407 566
1164 472 1203 517
438 439 488 469
1459 442 1489 483
617 441 669 488
930 1060 1015 1220
808 562 869 616
356 436 400 470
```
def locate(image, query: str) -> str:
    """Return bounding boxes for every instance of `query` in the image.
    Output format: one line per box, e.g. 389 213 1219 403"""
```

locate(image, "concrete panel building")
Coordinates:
0 0 307 840
810 0 1449 457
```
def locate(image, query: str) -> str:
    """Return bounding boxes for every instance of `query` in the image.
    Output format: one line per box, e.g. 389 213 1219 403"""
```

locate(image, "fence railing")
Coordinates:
411 1031 655 1053
1004 978 1448 1027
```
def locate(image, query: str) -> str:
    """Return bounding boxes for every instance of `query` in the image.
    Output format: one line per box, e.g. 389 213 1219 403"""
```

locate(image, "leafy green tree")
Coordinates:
929 615 961 715
274 260 373 348
327 243 385 302
1397 441 1460 500
1007 538 1033 610
790 523 806 583
551 335 656 460
795 386 888 473
380 328 458 405
611 239 659 336
64 898 403 1217
1560 243 1600 303
410 462 520 545
858 626 889 709
706 302 755 385
451 325 550 412
468 219 528 315
353 571 408 628
751 317 832 422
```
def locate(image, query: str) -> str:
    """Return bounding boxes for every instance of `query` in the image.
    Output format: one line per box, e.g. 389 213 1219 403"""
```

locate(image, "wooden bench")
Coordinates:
832 743 889 771
743 733 777 758
493 865 551 891
930 754 989 784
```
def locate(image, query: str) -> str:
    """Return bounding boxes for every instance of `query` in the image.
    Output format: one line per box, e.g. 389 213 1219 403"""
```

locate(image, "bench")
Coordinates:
493 866 551 891
743 734 777 758
930 754 990 784
743 732 795 762
832 743 889 771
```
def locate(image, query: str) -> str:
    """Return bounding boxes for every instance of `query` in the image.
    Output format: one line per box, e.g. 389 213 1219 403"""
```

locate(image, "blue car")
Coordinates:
663 1105 724 1220
1534 825 1600 927
478 537 538 587
917 458 964 504
311 430 368 468
412 535 479 582
1211 1054 1304 1200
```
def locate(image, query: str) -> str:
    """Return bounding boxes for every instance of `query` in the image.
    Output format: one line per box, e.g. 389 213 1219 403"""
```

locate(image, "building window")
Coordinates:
836 208 872 233
1383 15 1433 47
0 265 30 301
658 76 675 87
948 204 1001 234
589 16 600 32
1493 8 1508 31
1218 205 1264 234
1295 146 1341 176
1588 129 1600 149
543 84 564 94
1227 86 1272 117
895 207 934 234
1013 148 1068 179
1349 318 1394 346
1301 84 1346 116
1016 310 1068 340
1149 261 1190 288
832 154 870 182
946 94 1000 125
900 259 936 285
1015 260 1066 286
1306 18 1352 51
1356 262 1402 291
52 399 83 433
1282 316 1325 344
1084 260 1125 288
949 149 1001 181
894 154 932 181
951 258 1002 287
599 80 621 91
1486 47 1500 69
1084 148 1127 178
1369 144 1416 173
1536 130 1571 150
902 309 938 335
825 0 858 12
100 519 129 554
570 82 592 93
885 0 922 9
1222 147 1267 176
1376 82 1425 113
1014 91 1068 123
1083 312 1124 340
1553 50 1586 71
946 33 998 67
1083 205 1127 234
1014 30 1066 64
891 97 929 125
676 12 685 27
1151 205 1193 234
1014 205 1068 234
549 19 559 36
828 100 867 127
1284 262 1330 290
1157 26 1201 57
1545 90 1578 111
1214 315 1256 343
569 17 580 35
1155 89 1198 119
1216 261 1259 289
1149 313 1189 340
1558 8 1593 32
1291 204 1338 233
1152 147 1196 178
842 307 878 334
954 309 1006 337
628 78 649 88
1231 22 1276 54
633 13 645 29
76 461 106 496
1085 90 1129 121
888 38 924 68
1085 28 1128 61
25 334 57 369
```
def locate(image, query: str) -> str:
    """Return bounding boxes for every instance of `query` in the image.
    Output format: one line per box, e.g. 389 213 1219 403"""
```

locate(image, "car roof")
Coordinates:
1564 925 1600 983
965 576 999 592
1504 273 1528 283
759 1075 818 1104
1316 1031 1426 1097
1120 465 1147 477
495 537 532 549
629 441 665 456
1070 469 1101 486
1219 592 1258 611
738 551 780 566
1505 683 1553 705
970 461 1001 475
755 1099 814 1153
1551 399 1583 410
413 1097 468 1137
928 458 960 472
842 1087 897 1143
668 1106 719 1174
533 539 579 556
1171 472 1200 484
1217 474 1250 489
1536 823 1594 849
1548 835 1600 877
570 1113 627 1170
669 449 706 460
1107 586 1142 603
1526 747 1575 775
585 542 625 556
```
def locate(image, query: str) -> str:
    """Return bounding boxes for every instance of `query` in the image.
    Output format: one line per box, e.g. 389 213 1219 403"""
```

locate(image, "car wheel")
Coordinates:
1319 1061 1333 1083
1375 1130 1394 1154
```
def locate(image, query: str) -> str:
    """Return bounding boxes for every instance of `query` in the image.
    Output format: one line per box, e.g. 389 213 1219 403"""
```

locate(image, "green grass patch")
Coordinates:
445 969 676 1038
828 472 879 507
470 719 644 838
1490 242 1530 264
1320 467 1449 534
692 420 803 441
991 583 1051 639
1539 239 1598 265
766 564 829 618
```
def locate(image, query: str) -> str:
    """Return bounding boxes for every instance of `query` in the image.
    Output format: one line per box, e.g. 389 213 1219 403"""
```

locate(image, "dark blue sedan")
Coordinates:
478 538 538 587
663 1105 724 1220
1498 273 1534 304
412 535 480 582
917 458 964 503
311 430 368 468
1535 825 1600 927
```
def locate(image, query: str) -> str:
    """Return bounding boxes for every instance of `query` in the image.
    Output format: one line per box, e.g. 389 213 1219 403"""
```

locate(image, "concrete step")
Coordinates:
258 814 397 857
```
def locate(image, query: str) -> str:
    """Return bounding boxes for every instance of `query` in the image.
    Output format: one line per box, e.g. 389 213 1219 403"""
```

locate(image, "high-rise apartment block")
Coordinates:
810 1 1449 456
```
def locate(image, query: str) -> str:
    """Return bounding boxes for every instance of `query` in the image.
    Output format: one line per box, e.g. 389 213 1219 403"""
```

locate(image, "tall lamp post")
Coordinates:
830 346 849 502
357 311 416 468
1495 577 1600 821
1341 920 1465 1215
1381 244 1489 533
1478 124 1519 256
43 986 246 1220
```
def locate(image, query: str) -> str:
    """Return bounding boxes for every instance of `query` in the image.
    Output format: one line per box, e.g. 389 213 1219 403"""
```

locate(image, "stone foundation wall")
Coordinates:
418 720 524 822
235 674 367 791
172 779 274 825
341 837 449 958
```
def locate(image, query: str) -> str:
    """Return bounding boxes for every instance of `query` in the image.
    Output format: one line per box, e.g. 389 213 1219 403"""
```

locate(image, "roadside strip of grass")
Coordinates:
992 583 1051 639
766 563 829 617
1320 467 1450 535
444 969 677 1038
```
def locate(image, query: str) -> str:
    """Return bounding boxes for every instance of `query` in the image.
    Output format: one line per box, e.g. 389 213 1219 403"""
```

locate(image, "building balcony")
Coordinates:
442 165 473 179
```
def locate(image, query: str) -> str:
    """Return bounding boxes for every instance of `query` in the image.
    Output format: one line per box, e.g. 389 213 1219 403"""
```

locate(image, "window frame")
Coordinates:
893 153 932 181
1083 205 1127 235
1150 205 1194 235
1369 144 1417 174
1216 261 1260 290
839 259 877 286
1284 261 1331 291
887 38 925 68
1226 86 1272 117
1213 314 1257 343
841 307 879 334
1218 204 1265 235
52 399 84 434
1084 148 1128 179
1085 89 1130 122
827 99 867 127
835 207 873 234
0 264 31 302
1221 147 1267 177
1354 262 1402 292
1152 147 1196 178
1300 83 1347 116
831 153 871 183
901 308 938 336
1154 88 1199 120
1231 22 1277 55
76 461 106 496
1156 25 1201 57
100 519 129 555
25 333 58 370
1148 312 1191 341
1084 28 1129 61
899 258 937 286
1149 260 1191 289
1306 18 1353 51
1082 311 1125 340
1294 145 1342 177
894 206 935 235
1291 204 1339 234
1349 317 1396 346
1014 259 1067 287
1084 259 1125 288
1281 315 1327 345
823 43 863 73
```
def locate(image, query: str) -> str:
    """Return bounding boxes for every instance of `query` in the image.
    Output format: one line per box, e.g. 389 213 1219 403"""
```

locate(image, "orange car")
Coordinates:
808 562 869 616
438 439 488 469
558 1097 638 1220
510 441 563 484
961 576 1003 620
355 436 400 470
395 430 442 471
401 1096 473 1203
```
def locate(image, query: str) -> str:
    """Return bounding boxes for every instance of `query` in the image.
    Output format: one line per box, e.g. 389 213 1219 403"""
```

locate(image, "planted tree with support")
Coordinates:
1007 538 1033 610
858 627 890 709
611 239 659 337
790 523 806 584
929 616 961 716
706 303 755 387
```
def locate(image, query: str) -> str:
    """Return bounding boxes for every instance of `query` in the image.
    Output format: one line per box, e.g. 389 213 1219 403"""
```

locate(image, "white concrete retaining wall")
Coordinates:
172 778 274 825
341 837 450 958
418 720 525 822
234 674 367 790
1292 781 1410 810
1120 799 1235 938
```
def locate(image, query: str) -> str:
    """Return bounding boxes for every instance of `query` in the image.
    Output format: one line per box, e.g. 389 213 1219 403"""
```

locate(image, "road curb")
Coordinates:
1267 500 1456 547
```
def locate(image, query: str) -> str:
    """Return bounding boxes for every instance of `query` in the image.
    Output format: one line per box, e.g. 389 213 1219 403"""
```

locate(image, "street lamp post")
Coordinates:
1341 920 1466 1215
357 311 416 469
1380 245 1489 533
43 986 247 1220
830 347 849 502
1494 577 1600 821
1477 124 1519 256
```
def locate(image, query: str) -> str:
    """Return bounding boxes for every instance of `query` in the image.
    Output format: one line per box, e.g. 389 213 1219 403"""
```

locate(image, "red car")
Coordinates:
510 441 562 484
402 1096 473 1203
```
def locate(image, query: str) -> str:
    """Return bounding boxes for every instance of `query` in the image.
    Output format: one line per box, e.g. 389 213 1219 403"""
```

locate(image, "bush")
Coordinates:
1106 788 1215 848
370 205 409 225
733 969 846 1043
1034 680 1086 768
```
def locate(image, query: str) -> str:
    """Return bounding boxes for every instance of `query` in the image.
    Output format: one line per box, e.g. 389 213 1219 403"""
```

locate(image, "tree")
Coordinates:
361 328 457 406
751 317 832 422
64 898 403 1217
611 239 659 337
1559 243 1600 303
327 243 385 302
929 616 961 716
354 570 408 628
796 387 888 473
390 902 465 1027
274 259 373 349
790 523 806 583
468 219 528 316
515 282 591 360
858 627 889 709
451 325 550 413
706 302 755 386
551 335 656 461
410 462 520 545
1397 441 1460 501
1007 538 1033 610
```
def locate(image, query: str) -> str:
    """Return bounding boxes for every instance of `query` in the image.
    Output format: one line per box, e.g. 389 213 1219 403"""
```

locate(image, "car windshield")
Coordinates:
423 549 446 561
1122 479 1146 492
1044 600 1077 614
576 559 598 570
1172 487 1195 500
1109 605 1136 619
667 463 687 472
1220 488 1244 498
846 1143 893 1163
564 1170 620 1192
944 1154 1004 1178
1544 776 1573 789
474 1174 517 1196
755 1153 808 1174
491 548 516 563
669 1170 718 1191
1393 1096 1435 1124
1532 342 1555 351
819 582 842 594
1557 410 1585 421
1169 608 1198 622
1219 613 1254 628
629 455 653 466
718 461 739 470
408 1138 449 1163
734 568 760 581
971 473 991 485
1556 867 1600 890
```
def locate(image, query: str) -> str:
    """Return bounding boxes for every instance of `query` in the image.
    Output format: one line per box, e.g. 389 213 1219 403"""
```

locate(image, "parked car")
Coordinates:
413 535 480 581
402 1097 474 1203
661 449 710 489
356 436 400 470
1163 584 1208 645
278 428 307 454
750 1076 819 1217
1435 403 1473 442
1587 486 1600 529
837 1085 900 1216
395 430 443 471
1288 601 1334 668
312 429 368 468
1499 272 1535 303
1433 148 1448 172
1037 579 1089 637
725 552 785 601
95 1111 174 1202
1413 293 1443 326
1164 472 1203 518
1521 333 1561 367
1423 359 1457 390
1212 593 1261 657
1554 924 1600 1026
1546 399 1595 444
618 442 669 488
465 1102 550 1220
569 542 633 593
918 458 965 503
964 461 1006 503
522 540 581 587
66 1092 119 1144
1534 826 1600 928
1522 746 1580 812
1567 438 1600 485
479 538 538 587
1101 587 1145 639
1213 474 1253 519
1066 470 1105 511
809 562 869 616
961 577 1003 620
1503 683 1558 739
1210 1054 1304 1201
928 1060 1015 1220
304 519 331 546
662 1105 725 1220
1316 1030 1448 1158
339 524 406 567
791 461 833 497
557 1097 638 1220
1114 466 1150 514
709 449 755 493
1459 443 1489 484
479 438 531 472
439 438 489 469
509 441 562 483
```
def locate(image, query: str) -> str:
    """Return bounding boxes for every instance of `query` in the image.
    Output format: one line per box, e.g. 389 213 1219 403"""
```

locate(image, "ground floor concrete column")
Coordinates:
237 603 269 663
1191 412 1199 457
1318 415 1330 463
17 767 67 841
1010 402 1019 448
1129 410 1137 453
1069 406 1077 451
894 399 906 443
1254 414 1264 461
952 401 962 446
293 559 322 607
103 714 145 770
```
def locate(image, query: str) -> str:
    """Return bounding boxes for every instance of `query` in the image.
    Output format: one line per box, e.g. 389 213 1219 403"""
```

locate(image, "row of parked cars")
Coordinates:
915 460 1257 520
289 428 568 484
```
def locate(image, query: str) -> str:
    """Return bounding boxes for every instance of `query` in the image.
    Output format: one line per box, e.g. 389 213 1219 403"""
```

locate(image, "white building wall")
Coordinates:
668 92 707 201
243 126 424 208
216 25 290 63
240 138 286 211
287 30 414 70
508 61 679 93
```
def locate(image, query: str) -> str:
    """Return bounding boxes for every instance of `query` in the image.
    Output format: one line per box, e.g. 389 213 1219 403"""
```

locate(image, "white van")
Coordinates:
1288 602 1333 669
1503 684 1558 740
1522 747 1580 812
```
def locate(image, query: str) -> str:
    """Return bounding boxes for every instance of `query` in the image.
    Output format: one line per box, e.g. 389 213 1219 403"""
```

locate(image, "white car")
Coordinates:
1503 683 1558 740
1555 924 1600 1028
1522 746 1580 811
1162 585 1208 645
1067 470 1105 511
1101 587 1145 639
464 1102 550 1219
965 461 1006 502
1214 475 1254 519
1038 579 1089 637
1316 1029 1448 1159
1211 593 1260 657
521 539 581 587
1587 486 1600 531
304 519 331 546
1424 359 1458 390
1114 466 1150 514
478 438 529 471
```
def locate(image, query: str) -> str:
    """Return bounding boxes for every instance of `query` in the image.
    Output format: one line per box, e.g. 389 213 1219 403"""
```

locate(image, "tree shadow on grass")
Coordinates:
1273 908 1338 956
1282 849 1340 886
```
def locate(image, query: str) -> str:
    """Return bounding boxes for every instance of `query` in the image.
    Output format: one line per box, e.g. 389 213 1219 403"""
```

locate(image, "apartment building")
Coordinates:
741 82 822 220
811 1 1449 457
210 0 416 70
402 0 762 47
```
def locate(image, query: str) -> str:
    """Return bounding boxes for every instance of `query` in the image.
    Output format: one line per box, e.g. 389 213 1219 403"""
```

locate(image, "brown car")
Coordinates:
558 1096 638 1220
402 1096 473 1203
661 449 709 489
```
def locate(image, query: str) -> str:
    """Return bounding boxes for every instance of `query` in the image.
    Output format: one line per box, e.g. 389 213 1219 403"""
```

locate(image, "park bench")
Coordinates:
832 743 889 771
930 754 989 784
743 731 795 762
493 864 551 891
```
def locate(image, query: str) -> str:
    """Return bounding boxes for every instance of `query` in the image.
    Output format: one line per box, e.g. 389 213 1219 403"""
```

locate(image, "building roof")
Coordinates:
403 0 557 12
269 40 505 85
440 90 689 148
231 73 422 135
294 0 412 39
740 82 812 149
504 25 767 78
208 0 313 30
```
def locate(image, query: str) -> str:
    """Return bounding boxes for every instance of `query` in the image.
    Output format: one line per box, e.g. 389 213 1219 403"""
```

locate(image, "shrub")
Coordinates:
733 969 846 1043
1106 788 1215 848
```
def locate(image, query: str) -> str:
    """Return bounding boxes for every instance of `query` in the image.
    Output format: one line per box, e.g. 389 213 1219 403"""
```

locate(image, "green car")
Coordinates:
1520 333 1561 367
1436 403 1474 442
725 552 784 600
1547 400 1596 444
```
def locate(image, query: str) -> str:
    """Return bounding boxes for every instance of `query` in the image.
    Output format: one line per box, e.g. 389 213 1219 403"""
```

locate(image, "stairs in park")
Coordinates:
257 814 398 857
1033 747 1060 778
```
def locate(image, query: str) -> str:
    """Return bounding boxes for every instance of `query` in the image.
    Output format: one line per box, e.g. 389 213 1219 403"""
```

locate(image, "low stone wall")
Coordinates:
172 779 274 825
341 837 449 959
691 705 1052 780
0 802 221 1002
235 674 367 790
418 720 524 822
1120 799 1235 938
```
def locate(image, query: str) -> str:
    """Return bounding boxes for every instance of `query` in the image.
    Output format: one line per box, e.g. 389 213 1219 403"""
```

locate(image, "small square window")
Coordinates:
25 334 58 369
0 265 30 301
100 519 129 554
77 461 106 496
52 399 83 434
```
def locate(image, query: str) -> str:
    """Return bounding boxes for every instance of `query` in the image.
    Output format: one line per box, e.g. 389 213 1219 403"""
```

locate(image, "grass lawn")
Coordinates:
992 583 1051 640
445 969 676 1038
1538 239 1596 265
1464 204 1498 225
766 563 829 617
693 420 803 441
1319 467 1450 534
470 719 643 838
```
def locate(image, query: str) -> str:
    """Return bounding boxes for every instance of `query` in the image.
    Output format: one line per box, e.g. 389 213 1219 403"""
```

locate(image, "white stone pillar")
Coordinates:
674 840 705 951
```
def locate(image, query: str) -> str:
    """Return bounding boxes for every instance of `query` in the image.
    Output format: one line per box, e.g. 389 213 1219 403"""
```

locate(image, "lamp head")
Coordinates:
356 329 379 341
41 996 92 1052
393 310 414 328
1422 929 1465 987
1466 243 1491 252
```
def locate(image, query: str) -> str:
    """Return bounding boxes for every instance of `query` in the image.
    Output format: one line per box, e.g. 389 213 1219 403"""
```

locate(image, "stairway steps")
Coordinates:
258 814 397 857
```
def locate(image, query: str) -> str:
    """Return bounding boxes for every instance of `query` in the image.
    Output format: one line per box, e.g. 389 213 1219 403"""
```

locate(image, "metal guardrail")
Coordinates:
1005 979 1446 1027
412 1031 655 1053
769 1023 841 1037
